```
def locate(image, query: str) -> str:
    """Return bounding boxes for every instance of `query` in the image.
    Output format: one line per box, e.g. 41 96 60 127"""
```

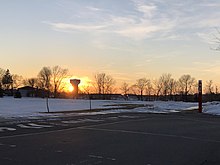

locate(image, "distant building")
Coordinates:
18 86 36 97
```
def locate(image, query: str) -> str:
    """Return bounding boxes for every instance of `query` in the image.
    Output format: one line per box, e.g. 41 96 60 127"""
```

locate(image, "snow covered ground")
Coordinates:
0 97 219 119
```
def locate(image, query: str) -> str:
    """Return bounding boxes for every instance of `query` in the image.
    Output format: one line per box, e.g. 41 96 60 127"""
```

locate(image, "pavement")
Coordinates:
0 111 220 165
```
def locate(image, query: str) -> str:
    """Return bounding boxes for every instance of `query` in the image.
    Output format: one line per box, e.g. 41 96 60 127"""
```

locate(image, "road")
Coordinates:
0 111 220 165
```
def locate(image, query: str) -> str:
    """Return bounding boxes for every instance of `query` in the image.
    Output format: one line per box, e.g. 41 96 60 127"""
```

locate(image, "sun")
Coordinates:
68 85 74 92
62 79 74 93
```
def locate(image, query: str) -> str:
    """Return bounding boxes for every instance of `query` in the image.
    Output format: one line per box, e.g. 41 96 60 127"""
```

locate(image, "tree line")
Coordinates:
0 66 68 98
85 73 218 101
0 66 218 100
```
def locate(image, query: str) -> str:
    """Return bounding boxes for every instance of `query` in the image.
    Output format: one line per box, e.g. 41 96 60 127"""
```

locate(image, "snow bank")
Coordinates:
0 97 220 119
203 102 220 115
88 101 198 115
0 97 117 118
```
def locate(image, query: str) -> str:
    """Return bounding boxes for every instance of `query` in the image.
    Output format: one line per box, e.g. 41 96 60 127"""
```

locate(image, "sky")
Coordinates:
1 0 220 86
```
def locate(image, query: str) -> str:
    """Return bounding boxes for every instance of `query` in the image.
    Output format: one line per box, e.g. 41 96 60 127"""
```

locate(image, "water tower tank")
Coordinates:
70 79 81 98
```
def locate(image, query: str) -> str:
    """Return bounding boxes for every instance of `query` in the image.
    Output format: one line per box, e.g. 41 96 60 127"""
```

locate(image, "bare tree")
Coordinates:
105 75 116 94
159 73 172 97
0 68 5 89
51 66 68 98
94 73 105 94
38 67 52 113
25 78 38 88
211 28 220 50
38 67 52 91
158 73 177 100
120 82 130 95
168 78 177 100
153 79 163 99
12 74 24 89
178 74 196 100
0 68 5 78
81 83 93 95
205 80 214 94
130 84 138 95
145 80 154 101
215 85 219 94
135 78 149 101
94 73 115 95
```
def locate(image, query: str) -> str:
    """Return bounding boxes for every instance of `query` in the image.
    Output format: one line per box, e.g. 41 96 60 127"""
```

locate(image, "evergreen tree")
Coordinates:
2 69 13 95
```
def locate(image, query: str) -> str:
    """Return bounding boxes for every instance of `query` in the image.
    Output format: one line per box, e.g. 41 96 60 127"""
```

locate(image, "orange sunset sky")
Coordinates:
1 0 220 87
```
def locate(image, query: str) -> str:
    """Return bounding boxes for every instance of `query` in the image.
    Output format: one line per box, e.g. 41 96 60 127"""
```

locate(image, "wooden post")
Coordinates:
198 80 202 113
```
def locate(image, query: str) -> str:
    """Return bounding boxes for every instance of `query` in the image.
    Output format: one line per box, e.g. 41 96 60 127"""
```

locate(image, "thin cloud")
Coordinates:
45 22 108 32
199 3 220 7
45 0 220 42
86 6 102 12
108 1 175 40
45 0 175 40
133 0 157 18
115 25 160 40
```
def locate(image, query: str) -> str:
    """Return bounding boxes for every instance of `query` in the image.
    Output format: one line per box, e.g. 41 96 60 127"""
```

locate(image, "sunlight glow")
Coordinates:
68 85 74 92
63 76 92 93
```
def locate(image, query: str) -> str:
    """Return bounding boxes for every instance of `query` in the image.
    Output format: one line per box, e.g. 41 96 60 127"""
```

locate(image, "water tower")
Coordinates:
70 79 81 99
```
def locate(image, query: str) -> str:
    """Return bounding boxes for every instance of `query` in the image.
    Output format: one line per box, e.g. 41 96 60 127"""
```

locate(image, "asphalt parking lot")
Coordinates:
0 111 220 165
